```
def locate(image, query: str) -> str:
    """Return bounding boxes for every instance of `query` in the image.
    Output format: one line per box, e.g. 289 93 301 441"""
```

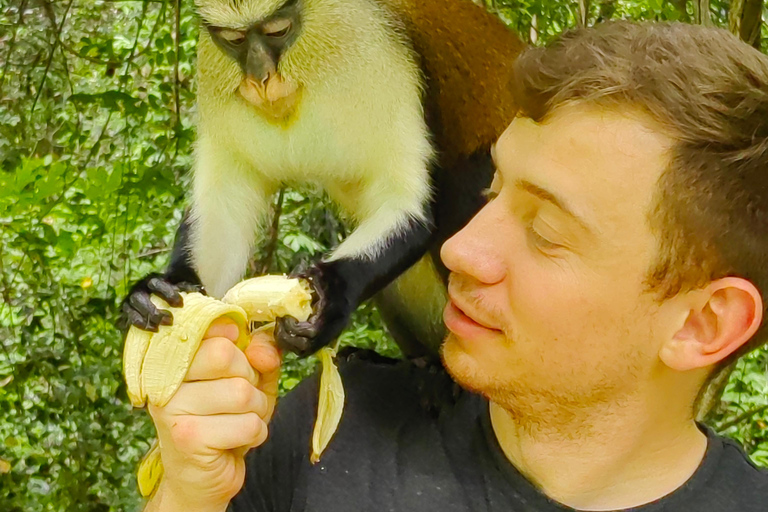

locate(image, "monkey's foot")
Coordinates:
120 273 205 333
274 263 353 357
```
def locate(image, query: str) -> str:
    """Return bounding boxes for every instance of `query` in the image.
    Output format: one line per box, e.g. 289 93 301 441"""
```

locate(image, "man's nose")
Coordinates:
440 202 507 285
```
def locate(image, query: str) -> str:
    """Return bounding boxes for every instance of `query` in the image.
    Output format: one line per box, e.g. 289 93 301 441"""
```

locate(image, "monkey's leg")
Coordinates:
120 210 203 332
189 147 276 298
275 190 434 356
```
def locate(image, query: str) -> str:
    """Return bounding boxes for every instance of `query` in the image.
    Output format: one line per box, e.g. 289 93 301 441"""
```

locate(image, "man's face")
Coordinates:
440 104 681 420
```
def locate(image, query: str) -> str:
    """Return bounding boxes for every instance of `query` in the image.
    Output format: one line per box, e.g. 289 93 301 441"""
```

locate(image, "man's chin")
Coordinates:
441 333 497 396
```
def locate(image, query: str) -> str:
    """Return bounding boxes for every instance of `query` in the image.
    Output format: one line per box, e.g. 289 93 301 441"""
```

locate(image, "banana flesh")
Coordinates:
123 275 323 497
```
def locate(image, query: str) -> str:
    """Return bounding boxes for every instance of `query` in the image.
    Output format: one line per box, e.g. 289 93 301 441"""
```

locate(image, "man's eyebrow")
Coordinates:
515 179 593 232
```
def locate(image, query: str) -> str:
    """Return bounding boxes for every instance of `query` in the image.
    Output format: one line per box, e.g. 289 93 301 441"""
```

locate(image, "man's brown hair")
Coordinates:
512 21 768 370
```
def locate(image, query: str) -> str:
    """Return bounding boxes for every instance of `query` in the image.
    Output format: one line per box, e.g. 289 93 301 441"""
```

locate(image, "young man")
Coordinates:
143 21 768 512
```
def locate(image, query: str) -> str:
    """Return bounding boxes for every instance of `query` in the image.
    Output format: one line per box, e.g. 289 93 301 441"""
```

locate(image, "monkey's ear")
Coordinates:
659 277 763 372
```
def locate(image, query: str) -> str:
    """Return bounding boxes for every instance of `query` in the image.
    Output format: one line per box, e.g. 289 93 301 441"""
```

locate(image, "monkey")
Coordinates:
121 0 524 358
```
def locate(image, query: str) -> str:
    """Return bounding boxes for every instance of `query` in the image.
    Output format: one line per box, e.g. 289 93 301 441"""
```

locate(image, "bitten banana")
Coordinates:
123 275 329 498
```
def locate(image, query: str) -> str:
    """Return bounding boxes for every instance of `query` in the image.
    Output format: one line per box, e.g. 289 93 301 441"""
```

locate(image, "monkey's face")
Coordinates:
203 0 302 120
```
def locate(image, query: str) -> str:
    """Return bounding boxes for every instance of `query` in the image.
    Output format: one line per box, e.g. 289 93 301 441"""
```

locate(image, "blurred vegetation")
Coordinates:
0 0 766 510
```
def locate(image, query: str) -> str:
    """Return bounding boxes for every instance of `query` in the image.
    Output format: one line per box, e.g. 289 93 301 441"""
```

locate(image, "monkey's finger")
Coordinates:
177 281 206 295
128 292 173 328
169 379 269 418
279 315 320 338
122 301 165 332
147 277 183 308
274 317 314 355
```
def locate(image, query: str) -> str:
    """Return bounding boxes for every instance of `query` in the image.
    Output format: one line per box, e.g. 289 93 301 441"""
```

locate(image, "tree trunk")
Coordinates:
670 0 690 21
596 0 617 22
694 0 712 25
577 0 590 26
729 0 764 48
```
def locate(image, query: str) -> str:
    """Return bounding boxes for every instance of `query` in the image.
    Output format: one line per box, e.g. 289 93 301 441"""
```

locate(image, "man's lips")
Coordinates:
443 297 503 339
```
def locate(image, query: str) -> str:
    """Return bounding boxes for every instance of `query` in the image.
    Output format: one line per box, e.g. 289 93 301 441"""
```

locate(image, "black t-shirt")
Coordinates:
230 350 768 512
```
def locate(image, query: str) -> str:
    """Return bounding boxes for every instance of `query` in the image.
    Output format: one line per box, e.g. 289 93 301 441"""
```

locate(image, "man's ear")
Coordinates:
660 277 763 372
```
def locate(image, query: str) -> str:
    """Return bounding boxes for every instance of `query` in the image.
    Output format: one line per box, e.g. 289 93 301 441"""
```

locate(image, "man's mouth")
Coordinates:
443 294 504 339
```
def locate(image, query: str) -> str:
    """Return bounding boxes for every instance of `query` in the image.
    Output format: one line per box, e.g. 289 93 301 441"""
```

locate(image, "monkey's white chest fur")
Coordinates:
189 16 435 297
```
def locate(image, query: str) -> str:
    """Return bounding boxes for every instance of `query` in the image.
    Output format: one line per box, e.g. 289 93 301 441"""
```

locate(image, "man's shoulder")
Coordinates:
690 429 768 510
717 433 768 486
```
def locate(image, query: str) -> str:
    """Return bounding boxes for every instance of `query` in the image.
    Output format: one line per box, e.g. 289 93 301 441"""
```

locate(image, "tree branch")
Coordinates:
29 0 74 119
718 403 768 431
172 0 182 154
693 0 712 25
259 188 286 275
0 0 29 100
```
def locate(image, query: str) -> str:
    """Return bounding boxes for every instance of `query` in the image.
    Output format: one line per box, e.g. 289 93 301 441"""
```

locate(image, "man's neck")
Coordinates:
489 388 708 511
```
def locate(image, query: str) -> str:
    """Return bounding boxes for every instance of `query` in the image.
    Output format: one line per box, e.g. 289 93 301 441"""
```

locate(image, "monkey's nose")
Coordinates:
245 74 268 92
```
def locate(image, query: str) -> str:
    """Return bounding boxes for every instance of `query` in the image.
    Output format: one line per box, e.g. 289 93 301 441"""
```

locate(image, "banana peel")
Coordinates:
123 275 345 497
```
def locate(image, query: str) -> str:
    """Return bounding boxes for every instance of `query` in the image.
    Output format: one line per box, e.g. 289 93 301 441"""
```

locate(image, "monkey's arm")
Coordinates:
120 212 203 331
276 206 434 357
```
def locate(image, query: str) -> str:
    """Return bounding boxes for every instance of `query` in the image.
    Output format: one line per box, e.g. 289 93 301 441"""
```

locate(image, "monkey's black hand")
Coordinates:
119 273 205 333
275 262 357 357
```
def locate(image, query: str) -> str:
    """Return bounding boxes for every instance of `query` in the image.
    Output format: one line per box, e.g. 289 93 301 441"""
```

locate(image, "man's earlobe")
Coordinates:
660 277 763 372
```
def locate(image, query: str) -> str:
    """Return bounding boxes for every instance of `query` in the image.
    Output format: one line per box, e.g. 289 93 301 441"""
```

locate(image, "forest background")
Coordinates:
1 0 767 510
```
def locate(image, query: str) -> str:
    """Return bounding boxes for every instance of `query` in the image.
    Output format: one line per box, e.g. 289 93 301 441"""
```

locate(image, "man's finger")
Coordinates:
245 333 281 375
170 379 269 418
156 410 268 452
204 317 240 342
186 337 258 386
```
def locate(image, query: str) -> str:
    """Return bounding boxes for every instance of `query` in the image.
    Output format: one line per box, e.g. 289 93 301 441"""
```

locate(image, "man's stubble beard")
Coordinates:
440 332 642 437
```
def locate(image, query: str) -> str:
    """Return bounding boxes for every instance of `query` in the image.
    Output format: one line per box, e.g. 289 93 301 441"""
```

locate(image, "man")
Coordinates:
142 21 768 512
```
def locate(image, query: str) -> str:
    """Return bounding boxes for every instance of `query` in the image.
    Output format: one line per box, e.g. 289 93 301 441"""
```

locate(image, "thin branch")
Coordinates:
718 403 768 431
173 0 181 133
0 0 29 100
29 0 75 118
577 0 589 27
0 243 16 363
693 0 712 25
259 188 286 275
41 0 74 95
137 248 172 259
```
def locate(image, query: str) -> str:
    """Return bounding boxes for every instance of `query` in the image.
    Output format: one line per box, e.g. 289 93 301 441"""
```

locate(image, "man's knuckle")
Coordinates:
170 417 198 449
207 338 235 371
252 389 268 417
245 413 264 442
254 420 269 446
232 378 255 409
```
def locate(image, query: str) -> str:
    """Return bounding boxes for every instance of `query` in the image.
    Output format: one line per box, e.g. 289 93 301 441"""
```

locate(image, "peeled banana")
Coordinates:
123 275 345 497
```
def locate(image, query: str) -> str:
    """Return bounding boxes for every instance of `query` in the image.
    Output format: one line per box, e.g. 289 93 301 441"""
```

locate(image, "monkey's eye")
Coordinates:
217 28 247 45
262 18 292 38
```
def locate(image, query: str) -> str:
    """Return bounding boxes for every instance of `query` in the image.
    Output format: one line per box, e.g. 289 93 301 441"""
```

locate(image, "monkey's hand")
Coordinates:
274 262 357 357
120 273 205 333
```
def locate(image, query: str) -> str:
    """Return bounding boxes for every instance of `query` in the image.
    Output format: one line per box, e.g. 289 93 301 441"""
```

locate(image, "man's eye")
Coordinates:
263 18 292 38
526 223 563 252
218 29 246 44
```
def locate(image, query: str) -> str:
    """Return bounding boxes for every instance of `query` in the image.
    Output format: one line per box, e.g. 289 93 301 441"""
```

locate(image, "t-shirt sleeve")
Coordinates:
228 371 319 512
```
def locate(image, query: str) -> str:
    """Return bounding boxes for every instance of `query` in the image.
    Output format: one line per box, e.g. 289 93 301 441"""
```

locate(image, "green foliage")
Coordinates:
0 0 766 510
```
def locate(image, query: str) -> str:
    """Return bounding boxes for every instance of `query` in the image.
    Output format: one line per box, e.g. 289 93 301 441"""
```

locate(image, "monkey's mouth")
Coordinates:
238 73 301 121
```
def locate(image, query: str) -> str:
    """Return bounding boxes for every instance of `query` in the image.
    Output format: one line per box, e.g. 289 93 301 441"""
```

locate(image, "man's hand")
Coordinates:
144 318 281 512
